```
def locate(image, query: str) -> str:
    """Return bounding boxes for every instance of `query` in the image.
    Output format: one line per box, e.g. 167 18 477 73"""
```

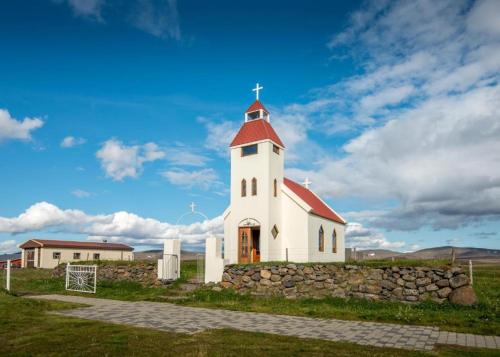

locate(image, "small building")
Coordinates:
19 239 134 269
0 258 22 269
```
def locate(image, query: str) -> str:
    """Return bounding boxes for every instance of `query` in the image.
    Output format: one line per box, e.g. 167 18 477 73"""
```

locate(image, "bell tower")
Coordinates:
224 84 285 264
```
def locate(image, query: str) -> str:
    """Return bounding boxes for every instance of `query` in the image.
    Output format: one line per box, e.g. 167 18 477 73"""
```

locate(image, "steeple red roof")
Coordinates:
245 100 269 113
283 178 346 224
230 119 284 148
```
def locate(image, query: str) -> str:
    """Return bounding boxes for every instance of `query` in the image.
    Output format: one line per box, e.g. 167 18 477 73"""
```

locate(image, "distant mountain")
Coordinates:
357 246 500 262
134 250 200 261
0 252 21 261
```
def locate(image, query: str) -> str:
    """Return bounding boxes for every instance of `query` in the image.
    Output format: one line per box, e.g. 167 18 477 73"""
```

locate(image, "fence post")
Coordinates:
286 248 288 262
65 262 70 290
469 260 473 286
6 260 11 291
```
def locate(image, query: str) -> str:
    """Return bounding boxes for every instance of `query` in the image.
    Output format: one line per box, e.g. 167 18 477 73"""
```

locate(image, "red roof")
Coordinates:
245 100 269 113
19 239 134 251
283 178 346 224
230 119 285 147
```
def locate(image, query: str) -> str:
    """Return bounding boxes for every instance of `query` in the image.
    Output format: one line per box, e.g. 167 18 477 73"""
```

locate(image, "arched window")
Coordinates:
319 225 324 252
252 177 257 196
273 179 277 197
332 229 337 253
241 179 247 197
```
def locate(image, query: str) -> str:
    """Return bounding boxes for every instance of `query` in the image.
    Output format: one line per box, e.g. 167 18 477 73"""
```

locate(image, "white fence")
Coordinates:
1 260 11 291
65 263 97 294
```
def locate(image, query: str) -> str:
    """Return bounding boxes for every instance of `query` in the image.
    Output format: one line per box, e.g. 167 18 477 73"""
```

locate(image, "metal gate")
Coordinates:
196 253 205 284
159 254 179 281
65 264 97 294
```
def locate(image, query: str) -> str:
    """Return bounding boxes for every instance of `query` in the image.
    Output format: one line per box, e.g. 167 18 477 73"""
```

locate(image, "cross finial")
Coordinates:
189 202 196 213
252 83 263 100
303 178 312 189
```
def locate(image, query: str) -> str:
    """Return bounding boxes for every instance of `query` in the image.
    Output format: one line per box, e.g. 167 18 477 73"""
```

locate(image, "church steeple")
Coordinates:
245 83 270 122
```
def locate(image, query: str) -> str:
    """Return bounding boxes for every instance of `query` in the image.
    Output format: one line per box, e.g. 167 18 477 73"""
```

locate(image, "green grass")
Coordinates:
0 291 497 357
6 260 499 336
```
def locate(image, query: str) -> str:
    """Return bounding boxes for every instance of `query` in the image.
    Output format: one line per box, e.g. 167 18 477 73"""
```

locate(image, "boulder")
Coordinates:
449 286 477 306
437 287 452 298
381 280 397 290
416 277 431 287
425 284 439 292
260 269 272 280
270 274 281 282
222 272 232 282
436 279 449 288
260 279 272 287
449 274 469 289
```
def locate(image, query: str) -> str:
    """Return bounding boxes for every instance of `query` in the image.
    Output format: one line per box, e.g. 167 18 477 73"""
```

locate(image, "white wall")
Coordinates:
307 214 345 263
281 189 309 262
28 247 134 269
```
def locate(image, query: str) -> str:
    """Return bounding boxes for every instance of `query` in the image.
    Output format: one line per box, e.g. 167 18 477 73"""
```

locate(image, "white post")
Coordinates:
205 236 224 284
6 260 11 291
469 260 473 286
65 262 70 290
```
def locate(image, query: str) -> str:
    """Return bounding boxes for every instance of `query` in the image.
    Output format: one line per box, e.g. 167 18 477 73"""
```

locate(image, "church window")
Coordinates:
242 144 258 156
241 179 247 197
319 226 324 252
332 229 337 253
273 179 277 197
273 145 280 154
247 110 260 121
252 178 257 196
241 232 248 257
271 225 279 239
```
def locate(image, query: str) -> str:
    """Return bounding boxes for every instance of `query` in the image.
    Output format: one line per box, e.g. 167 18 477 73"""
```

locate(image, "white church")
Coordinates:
223 85 346 264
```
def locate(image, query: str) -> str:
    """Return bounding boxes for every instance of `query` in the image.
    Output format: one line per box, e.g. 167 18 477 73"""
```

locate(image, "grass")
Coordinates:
0 291 497 356
5 260 499 336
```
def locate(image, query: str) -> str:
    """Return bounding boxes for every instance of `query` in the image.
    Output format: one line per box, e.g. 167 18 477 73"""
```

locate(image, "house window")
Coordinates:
319 226 324 252
73 252 81 260
241 179 247 197
332 229 337 253
247 110 260 121
271 225 279 239
273 179 277 197
241 144 258 156
241 232 248 257
93 253 100 260
273 145 280 154
53 252 61 260
251 178 257 196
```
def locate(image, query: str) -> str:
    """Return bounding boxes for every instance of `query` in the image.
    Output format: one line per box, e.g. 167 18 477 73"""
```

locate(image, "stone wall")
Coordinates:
218 263 477 305
53 261 160 286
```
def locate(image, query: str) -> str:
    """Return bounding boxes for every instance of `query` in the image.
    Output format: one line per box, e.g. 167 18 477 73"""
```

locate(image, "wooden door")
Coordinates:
238 227 251 264
26 249 35 268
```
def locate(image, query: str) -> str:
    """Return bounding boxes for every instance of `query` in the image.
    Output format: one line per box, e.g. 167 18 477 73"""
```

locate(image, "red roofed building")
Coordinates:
223 85 346 264
19 239 134 268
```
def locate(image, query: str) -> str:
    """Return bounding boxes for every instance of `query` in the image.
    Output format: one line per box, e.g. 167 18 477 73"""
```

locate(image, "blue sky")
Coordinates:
1 0 499 253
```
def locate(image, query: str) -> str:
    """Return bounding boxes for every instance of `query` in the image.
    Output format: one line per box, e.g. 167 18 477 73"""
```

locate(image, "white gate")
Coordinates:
65 264 97 294
158 254 179 281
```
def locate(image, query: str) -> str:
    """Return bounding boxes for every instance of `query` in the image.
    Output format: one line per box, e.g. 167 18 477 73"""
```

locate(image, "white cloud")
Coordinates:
130 0 181 40
72 189 91 198
0 109 44 143
55 0 105 21
161 168 222 191
61 136 86 148
346 222 405 250
0 240 19 254
0 202 223 247
284 0 500 232
200 117 239 157
164 144 211 167
96 139 166 181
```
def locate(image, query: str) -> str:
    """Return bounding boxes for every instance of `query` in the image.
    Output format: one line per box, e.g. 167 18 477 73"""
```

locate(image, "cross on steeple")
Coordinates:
189 202 196 213
252 83 263 100
303 178 312 189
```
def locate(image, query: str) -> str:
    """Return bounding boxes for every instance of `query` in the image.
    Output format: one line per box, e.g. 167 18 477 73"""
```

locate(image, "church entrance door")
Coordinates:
238 227 251 264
